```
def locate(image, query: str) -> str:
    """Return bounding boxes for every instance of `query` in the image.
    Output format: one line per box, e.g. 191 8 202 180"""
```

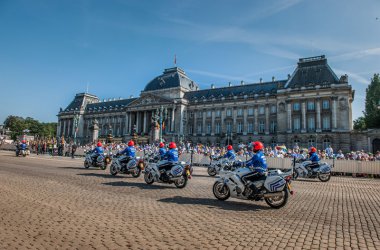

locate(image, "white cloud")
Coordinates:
333 68 369 85
330 48 380 62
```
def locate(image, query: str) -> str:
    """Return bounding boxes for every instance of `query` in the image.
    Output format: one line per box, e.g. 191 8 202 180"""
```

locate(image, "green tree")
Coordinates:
364 74 380 128
353 117 366 130
4 115 26 140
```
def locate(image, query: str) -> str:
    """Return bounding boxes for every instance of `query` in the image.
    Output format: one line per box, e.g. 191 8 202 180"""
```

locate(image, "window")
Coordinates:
226 109 232 117
248 108 254 116
197 123 202 134
215 110 221 117
189 112 194 118
226 122 232 133
322 116 330 130
189 125 193 134
198 111 203 118
308 139 315 148
307 101 315 111
294 139 301 148
293 102 300 111
323 139 330 149
237 108 243 116
270 105 277 114
259 106 265 115
207 123 211 134
271 140 277 148
207 111 212 117
259 121 265 133
248 122 254 133
322 100 330 109
308 116 315 130
293 117 301 131
237 122 243 133
215 123 220 134
270 121 277 133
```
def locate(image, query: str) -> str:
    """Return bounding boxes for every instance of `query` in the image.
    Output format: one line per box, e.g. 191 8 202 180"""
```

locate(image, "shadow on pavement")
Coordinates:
77 173 125 179
102 181 176 189
157 196 270 211
295 178 319 183
191 174 213 178
60 166 93 170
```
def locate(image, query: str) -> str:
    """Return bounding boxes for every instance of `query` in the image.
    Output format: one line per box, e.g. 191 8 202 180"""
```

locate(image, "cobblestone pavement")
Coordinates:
0 151 379 249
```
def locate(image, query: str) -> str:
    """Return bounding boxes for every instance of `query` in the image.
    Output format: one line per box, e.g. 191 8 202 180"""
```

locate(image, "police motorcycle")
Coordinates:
144 160 193 188
208 155 241 176
212 164 293 209
16 143 28 157
109 153 145 177
292 156 333 182
83 150 111 170
144 150 161 164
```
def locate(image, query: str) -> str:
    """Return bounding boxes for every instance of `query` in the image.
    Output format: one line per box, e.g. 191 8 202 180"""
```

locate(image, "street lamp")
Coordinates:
152 106 168 143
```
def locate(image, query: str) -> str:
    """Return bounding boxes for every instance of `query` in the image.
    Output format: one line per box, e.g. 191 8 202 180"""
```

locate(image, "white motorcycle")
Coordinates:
292 157 333 182
84 151 111 170
109 155 145 177
144 161 193 188
213 167 293 209
208 156 240 176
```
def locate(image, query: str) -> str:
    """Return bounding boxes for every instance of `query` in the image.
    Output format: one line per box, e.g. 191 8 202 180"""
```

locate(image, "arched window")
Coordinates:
323 138 330 150
308 139 315 148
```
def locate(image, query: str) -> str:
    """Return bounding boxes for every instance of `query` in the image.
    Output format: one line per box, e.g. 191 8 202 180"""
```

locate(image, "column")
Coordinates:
179 105 185 135
221 108 225 133
128 112 132 135
171 107 175 132
143 111 147 134
332 97 337 130
254 106 258 135
211 109 215 136
63 120 67 137
301 101 306 133
316 99 321 132
243 107 247 135
136 112 140 133
265 105 270 135
125 112 129 135
232 108 237 133
56 120 61 137
202 109 206 136
193 110 197 136
287 101 292 133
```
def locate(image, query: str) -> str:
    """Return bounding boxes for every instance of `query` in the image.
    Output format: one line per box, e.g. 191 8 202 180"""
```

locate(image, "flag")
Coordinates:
174 54 177 66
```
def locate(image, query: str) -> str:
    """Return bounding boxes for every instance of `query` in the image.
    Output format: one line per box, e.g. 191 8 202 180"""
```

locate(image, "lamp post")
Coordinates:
152 106 168 143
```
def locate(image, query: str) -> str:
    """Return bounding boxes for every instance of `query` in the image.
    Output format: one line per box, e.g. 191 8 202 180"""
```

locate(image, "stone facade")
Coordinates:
57 55 379 152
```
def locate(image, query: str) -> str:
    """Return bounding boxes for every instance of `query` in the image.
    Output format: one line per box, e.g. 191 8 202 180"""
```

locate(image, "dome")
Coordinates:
143 67 199 92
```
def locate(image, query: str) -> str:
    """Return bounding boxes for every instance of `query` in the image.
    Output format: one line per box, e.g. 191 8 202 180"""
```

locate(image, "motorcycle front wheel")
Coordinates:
84 160 90 169
110 163 118 176
174 175 188 189
318 173 331 182
207 166 217 176
144 172 154 184
213 181 230 201
264 189 288 209
131 167 141 178
99 162 107 170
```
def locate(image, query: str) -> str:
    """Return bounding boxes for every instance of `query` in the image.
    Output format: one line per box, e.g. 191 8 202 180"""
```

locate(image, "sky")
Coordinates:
0 0 379 123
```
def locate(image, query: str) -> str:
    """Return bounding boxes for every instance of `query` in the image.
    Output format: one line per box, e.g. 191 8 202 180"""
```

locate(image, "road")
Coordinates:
0 151 379 249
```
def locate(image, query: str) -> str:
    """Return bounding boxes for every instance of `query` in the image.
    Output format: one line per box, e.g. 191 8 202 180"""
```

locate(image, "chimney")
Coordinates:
272 76 275 82
211 84 215 89
259 78 263 83
241 80 245 85
228 82 232 87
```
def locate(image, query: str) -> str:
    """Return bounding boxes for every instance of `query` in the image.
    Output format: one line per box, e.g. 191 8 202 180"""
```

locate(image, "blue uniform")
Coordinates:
309 152 319 162
159 148 167 159
20 143 27 150
224 150 236 160
164 149 178 162
120 146 136 157
245 151 267 173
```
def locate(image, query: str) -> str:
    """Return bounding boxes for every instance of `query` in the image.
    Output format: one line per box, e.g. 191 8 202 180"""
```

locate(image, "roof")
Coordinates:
285 55 339 88
86 98 137 111
183 81 285 101
143 67 199 92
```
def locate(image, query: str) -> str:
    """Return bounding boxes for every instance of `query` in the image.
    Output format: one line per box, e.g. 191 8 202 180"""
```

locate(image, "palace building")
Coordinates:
58 55 373 152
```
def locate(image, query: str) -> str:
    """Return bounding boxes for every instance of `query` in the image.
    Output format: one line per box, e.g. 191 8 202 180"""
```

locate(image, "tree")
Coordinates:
4 115 26 140
353 117 366 130
364 74 380 128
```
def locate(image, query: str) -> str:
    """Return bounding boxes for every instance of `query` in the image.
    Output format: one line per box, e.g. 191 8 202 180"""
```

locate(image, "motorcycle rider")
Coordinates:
224 145 236 160
20 140 27 151
158 142 167 160
158 142 178 173
305 147 320 171
241 141 268 196
91 142 104 162
118 140 136 167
